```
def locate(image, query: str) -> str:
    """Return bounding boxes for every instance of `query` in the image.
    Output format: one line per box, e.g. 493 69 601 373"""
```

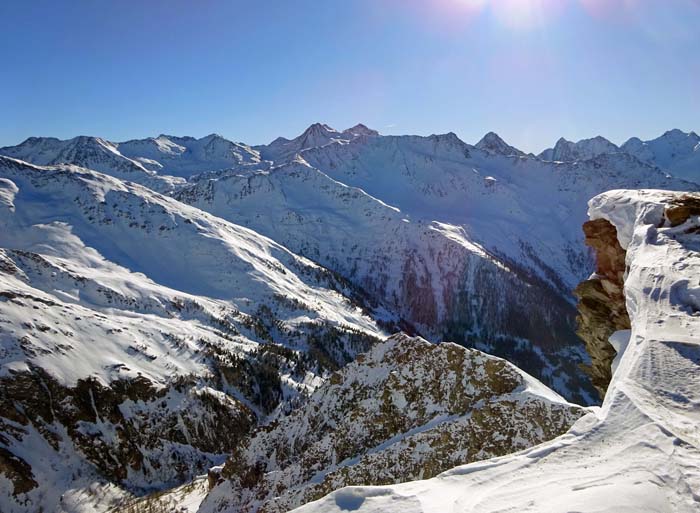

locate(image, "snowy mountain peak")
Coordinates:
296 123 341 145
620 129 700 182
303 122 338 135
257 123 363 161
200 133 227 142
342 123 380 137
430 131 463 144
476 131 524 156
116 134 261 178
0 135 160 184
662 128 689 139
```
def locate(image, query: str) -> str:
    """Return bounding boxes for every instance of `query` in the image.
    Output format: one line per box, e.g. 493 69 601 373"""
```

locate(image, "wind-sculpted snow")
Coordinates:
0 156 383 513
292 189 700 513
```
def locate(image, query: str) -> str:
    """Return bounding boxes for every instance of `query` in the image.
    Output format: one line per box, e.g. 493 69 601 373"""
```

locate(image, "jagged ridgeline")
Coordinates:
200 334 585 513
0 125 698 512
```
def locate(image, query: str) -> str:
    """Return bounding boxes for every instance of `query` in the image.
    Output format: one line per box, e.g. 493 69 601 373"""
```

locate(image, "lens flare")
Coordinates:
448 0 566 30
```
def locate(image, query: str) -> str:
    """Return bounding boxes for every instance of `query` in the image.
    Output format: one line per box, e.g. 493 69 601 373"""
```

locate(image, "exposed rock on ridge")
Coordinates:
574 218 630 399
200 333 586 513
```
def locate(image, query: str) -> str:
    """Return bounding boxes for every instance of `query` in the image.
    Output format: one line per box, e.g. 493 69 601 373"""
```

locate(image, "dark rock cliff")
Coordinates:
574 218 630 400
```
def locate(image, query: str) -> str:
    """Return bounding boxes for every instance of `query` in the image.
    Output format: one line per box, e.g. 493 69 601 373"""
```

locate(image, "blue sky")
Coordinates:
1 0 699 152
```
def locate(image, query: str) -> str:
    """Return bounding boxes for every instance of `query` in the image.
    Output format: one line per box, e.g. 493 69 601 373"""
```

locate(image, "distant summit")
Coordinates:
476 131 525 157
257 122 379 161
539 135 620 162
342 123 380 137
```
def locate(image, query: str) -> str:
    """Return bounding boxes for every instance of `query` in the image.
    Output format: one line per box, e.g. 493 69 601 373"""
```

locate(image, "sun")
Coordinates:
450 0 566 30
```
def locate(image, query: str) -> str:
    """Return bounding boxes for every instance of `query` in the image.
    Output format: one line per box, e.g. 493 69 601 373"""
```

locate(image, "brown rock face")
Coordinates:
0 368 256 494
665 193 700 227
574 218 630 400
0 448 38 496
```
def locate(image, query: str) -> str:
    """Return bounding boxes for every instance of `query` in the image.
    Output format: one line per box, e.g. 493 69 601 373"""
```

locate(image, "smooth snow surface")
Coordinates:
292 189 700 513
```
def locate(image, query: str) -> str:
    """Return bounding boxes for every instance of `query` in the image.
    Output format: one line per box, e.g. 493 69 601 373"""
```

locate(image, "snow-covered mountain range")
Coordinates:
539 128 700 183
0 125 698 512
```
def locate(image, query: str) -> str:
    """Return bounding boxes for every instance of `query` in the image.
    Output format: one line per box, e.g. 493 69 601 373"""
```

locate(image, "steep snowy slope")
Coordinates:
299 132 693 291
200 333 585 513
0 156 382 513
539 135 621 162
293 189 700 513
622 129 700 183
175 157 593 402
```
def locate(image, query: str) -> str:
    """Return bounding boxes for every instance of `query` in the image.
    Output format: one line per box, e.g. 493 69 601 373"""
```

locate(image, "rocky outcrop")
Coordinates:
574 218 630 399
0 369 255 495
200 334 586 513
665 193 700 226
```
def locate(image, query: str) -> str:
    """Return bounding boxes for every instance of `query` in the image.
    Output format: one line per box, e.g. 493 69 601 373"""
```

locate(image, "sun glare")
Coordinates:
445 0 563 30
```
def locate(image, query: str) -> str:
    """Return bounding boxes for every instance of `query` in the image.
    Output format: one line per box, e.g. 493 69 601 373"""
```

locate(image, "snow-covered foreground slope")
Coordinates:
293 189 700 513
0 157 382 513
